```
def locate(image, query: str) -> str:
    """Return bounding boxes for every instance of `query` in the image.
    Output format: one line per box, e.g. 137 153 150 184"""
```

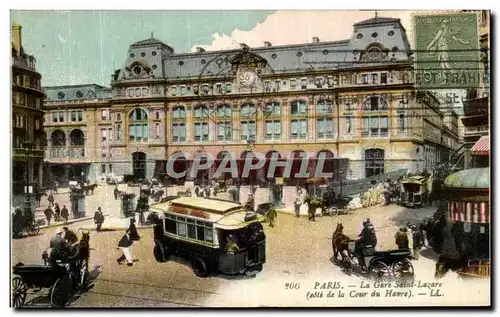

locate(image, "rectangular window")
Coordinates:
171 86 177 96
290 79 296 89
155 111 160 120
155 123 161 138
301 78 307 89
187 224 197 239
381 73 387 84
52 112 57 123
217 122 232 141
101 109 108 121
370 117 379 137
362 117 370 137
172 123 186 142
109 164 113 173
275 79 281 91
316 118 334 139
78 111 83 122
225 83 232 93
291 101 307 115
177 222 187 237
241 121 256 140
71 111 76 122
317 102 333 114
380 116 388 137
59 111 64 122
372 73 378 84
180 85 187 95
173 107 186 119
291 119 307 139
265 120 281 139
101 164 106 174
194 123 209 141
216 83 223 94
398 112 407 132
362 74 369 84
101 128 107 141
264 81 271 92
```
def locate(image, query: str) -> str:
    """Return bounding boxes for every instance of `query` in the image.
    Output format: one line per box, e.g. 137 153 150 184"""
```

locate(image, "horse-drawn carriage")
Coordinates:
332 223 414 281
11 232 91 308
12 208 40 238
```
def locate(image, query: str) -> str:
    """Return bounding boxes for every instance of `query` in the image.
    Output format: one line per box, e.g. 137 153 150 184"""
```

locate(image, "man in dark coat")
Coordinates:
354 220 376 269
245 193 255 212
93 207 105 232
128 218 141 241
61 205 69 222
117 229 134 266
47 194 55 207
412 225 424 260
44 207 54 226
54 203 61 222
62 227 78 245
395 227 410 249
114 187 119 200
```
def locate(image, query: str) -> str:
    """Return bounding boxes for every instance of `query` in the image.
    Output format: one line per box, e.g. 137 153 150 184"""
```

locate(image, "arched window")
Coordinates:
365 148 385 178
69 129 85 146
194 105 209 142
129 108 148 142
217 105 232 141
240 104 256 141
51 130 66 147
264 102 281 140
172 106 186 142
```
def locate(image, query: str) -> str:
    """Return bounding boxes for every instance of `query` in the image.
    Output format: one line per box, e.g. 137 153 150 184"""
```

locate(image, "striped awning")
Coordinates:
471 135 490 156
449 201 490 223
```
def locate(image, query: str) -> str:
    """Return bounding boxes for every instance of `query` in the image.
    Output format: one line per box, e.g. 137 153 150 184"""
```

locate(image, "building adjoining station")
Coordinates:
42 16 460 186
11 24 46 199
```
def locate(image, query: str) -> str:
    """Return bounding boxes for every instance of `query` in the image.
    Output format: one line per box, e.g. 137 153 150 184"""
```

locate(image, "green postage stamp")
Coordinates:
413 12 480 89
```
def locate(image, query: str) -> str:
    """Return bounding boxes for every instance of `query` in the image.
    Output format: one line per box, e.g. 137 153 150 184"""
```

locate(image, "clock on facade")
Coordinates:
239 71 257 88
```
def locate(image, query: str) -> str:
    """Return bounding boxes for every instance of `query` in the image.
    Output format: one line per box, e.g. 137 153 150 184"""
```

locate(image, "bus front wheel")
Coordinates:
192 257 210 278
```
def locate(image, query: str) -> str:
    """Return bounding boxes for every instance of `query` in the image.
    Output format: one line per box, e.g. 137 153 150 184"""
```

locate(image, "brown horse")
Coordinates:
332 223 350 262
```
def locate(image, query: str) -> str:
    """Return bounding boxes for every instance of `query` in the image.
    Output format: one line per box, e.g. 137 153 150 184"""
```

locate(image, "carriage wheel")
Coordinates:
369 261 392 281
50 275 72 307
12 277 27 308
329 207 339 216
79 259 89 290
392 260 414 279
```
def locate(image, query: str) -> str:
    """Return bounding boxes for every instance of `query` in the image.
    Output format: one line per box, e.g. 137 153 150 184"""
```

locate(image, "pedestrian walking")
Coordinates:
117 229 134 266
194 186 200 197
244 193 255 212
47 194 54 207
395 227 409 249
411 224 424 260
128 218 141 242
93 207 105 232
294 196 302 218
44 207 54 226
114 186 119 200
54 203 61 222
267 207 277 228
61 205 69 222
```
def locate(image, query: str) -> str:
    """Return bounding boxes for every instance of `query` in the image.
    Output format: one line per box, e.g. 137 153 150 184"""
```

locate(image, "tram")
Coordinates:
150 197 266 278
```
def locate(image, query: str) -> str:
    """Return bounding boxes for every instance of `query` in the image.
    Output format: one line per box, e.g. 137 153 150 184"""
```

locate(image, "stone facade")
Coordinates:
12 23 46 195
43 16 459 184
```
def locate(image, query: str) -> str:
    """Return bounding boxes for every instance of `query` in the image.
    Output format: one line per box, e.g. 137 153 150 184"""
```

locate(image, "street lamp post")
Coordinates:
81 171 85 186
23 142 33 217
339 170 344 198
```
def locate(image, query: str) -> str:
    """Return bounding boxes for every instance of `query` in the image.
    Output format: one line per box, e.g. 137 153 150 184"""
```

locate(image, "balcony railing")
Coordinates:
50 147 85 159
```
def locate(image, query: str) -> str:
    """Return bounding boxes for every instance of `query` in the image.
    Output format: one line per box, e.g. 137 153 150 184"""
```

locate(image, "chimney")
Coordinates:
263 41 272 47
12 23 22 57
196 47 206 53
312 37 320 43
240 43 250 51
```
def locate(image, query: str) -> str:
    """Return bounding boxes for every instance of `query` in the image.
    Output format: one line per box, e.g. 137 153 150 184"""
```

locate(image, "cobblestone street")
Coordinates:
11 185 490 307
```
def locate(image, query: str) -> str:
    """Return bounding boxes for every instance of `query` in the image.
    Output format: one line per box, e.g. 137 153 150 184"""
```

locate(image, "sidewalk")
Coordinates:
79 215 153 232
38 213 110 230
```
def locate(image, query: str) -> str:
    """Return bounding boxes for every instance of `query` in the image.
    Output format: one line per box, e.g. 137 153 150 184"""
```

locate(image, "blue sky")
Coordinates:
11 10 274 86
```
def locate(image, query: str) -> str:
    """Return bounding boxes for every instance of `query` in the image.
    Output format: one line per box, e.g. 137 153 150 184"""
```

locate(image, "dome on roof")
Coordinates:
444 168 490 189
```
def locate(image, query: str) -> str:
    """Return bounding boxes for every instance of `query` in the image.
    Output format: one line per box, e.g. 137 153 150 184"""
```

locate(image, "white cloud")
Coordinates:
191 10 414 52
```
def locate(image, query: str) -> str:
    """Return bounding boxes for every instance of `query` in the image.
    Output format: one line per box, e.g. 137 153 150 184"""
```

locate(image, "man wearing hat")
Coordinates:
117 229 134 266
395 226 410 249
93 207 105 232
354 220 376 270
